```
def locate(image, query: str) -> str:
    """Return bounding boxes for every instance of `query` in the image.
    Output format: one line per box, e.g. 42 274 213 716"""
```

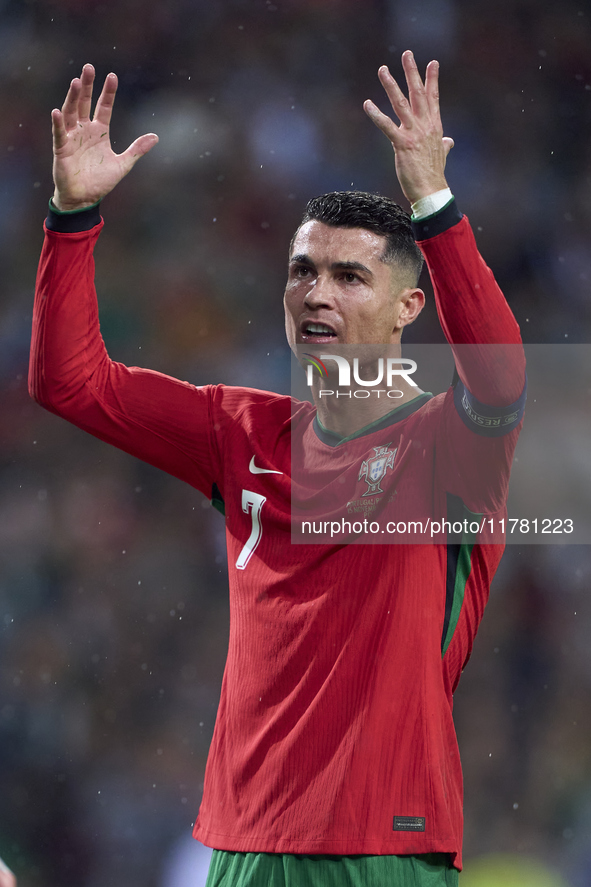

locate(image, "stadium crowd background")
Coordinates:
0 0 590 884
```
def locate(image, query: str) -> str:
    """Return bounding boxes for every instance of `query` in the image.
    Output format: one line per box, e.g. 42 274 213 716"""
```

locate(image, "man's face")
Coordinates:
284 221 424 348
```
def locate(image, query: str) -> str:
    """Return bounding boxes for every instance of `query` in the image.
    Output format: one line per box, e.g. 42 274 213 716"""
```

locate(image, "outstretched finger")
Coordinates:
376 66 414 129
401 50 429 117
93 72 118 127
118 132 159 174
424 60 443 121
61 78 81 131
363 99 401 146
78 64 95 121
52 108 69 152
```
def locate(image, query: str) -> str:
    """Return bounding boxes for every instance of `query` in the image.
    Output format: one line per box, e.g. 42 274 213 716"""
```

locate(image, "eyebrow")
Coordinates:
290 254 374 277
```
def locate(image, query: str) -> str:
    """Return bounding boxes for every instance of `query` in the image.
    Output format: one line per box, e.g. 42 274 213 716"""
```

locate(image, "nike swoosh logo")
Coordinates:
249 456 283 475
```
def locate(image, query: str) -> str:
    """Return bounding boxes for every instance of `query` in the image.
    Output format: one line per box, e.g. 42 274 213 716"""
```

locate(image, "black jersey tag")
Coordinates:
393 815 426 832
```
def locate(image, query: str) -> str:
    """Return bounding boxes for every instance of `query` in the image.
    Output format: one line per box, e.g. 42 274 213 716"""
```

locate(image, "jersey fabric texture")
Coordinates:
30 199 525 870
205 850 458 887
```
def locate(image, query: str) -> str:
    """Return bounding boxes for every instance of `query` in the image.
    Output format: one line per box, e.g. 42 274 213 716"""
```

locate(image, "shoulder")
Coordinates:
211 384 297 411
210 384 314 428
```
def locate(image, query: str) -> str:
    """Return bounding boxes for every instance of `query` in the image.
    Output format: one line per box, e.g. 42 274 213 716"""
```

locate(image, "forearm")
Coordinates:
29 204 107 413
413 200 525 406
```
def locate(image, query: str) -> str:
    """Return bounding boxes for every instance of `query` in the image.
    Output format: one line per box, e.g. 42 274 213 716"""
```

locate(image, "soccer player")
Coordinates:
30 52 525 886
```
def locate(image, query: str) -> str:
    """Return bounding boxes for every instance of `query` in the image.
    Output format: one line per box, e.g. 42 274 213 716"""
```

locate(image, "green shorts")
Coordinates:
205 850 459 887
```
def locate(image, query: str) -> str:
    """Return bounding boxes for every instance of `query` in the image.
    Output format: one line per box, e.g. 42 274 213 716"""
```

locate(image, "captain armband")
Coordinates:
453 377 527 437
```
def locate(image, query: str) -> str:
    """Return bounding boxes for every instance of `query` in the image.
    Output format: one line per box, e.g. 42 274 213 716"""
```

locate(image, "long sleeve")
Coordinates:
29 213 220 497
411 202 526 515
413 200 526 408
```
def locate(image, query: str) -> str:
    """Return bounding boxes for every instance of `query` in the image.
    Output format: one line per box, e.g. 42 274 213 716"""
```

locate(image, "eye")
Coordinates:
342 271 359 283
292 264 312 279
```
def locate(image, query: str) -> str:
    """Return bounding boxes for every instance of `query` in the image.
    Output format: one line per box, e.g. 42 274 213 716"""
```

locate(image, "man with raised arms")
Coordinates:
30 52 525 887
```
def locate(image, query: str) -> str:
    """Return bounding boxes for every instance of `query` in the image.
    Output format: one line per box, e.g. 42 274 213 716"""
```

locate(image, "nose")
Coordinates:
304 274 333 309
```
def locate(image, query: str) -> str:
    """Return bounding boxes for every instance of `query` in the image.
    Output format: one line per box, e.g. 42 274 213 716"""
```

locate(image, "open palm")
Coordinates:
364 51 453 206
52 64 158 211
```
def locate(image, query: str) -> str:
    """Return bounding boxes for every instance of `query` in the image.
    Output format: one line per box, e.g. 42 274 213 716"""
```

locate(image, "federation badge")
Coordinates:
358 444 397 497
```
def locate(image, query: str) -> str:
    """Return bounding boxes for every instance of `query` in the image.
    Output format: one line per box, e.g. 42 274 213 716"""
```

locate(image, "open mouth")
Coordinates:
300 321 338 342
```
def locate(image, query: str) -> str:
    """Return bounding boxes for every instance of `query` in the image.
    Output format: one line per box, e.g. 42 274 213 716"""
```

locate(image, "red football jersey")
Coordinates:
29 201 525 869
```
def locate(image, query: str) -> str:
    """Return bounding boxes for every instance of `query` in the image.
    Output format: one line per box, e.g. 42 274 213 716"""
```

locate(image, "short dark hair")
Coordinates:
292 190 424 284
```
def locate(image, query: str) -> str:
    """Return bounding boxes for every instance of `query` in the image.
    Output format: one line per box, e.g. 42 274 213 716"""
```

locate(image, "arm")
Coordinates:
29 67 220 496
30 211 220 494
365 53 525 515
364 53 525 404
413 202 525 408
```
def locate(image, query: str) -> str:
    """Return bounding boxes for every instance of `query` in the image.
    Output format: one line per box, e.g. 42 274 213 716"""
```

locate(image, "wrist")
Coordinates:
401 173 450 209
51 195 102 214
411 188 453 221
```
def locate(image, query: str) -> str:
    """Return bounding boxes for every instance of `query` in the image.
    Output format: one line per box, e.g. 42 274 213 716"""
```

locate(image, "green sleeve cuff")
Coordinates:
48 198 102 215
46 198 102 233
411 199 463 241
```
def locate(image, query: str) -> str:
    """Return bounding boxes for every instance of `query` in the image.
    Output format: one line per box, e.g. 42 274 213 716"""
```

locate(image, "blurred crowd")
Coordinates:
0 0 590 885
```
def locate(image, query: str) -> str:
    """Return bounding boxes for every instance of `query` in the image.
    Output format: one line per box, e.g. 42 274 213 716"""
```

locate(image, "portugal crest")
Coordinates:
358 444 397 497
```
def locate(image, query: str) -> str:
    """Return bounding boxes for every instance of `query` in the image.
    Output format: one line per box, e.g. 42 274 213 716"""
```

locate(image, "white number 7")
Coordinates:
236 489 267 570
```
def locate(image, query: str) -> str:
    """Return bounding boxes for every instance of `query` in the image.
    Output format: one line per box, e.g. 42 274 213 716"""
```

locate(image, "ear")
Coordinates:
394 287 425 331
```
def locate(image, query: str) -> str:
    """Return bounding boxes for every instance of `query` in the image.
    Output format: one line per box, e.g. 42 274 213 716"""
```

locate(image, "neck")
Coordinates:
310 348 424 438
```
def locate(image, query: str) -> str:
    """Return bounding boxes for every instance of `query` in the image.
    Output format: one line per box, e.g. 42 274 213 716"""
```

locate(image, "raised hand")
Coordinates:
364 51 454 206
51 64 158 211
